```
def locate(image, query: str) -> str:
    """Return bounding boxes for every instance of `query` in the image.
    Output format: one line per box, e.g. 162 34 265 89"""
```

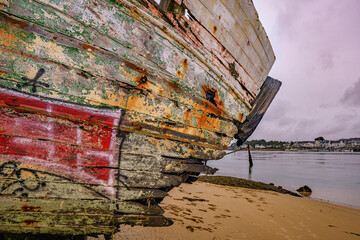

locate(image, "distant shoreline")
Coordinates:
227 148 360 152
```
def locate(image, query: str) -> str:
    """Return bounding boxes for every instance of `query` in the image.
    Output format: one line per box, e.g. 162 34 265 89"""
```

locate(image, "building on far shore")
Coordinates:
230 138 360 151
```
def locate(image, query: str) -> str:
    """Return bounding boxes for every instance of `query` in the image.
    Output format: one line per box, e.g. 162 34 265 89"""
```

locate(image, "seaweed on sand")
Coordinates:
198 176 300 197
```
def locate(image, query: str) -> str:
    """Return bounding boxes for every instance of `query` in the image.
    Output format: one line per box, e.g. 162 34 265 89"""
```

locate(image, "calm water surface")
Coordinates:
207 151 360 207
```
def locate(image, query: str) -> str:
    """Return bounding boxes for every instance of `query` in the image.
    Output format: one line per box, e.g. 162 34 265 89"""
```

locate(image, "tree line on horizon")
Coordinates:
243 136 360 149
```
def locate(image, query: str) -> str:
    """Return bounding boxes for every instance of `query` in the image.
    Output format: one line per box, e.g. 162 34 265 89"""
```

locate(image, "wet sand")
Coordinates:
93 181 360 240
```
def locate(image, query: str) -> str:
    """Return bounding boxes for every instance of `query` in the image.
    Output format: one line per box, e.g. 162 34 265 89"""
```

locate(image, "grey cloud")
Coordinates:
341 78 360 107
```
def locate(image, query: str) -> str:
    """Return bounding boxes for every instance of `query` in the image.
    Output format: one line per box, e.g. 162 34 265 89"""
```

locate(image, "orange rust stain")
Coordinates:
247 41 250 46
136 75 150 90
0 30 17 48
196 112 220 131
182 105 220 131
176 59 188 79
21 205 41 212
238 112 244 122
164 79 227 119
123 59 147 76
78 42 97 52
201 85 224 110
196 114 209 128
0 69 8 77
183 109 192 123
183 58 188 69
212 25 218 34
163 78 228 119
129 122 144 131
176 70 182 78
196 99 222 118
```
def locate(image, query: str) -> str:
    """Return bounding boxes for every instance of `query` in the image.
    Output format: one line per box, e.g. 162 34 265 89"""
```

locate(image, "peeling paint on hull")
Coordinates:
0 0 280 236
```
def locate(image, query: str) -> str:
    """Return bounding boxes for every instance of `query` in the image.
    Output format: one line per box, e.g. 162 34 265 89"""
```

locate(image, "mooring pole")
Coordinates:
247 145 253 168
247 144 253 180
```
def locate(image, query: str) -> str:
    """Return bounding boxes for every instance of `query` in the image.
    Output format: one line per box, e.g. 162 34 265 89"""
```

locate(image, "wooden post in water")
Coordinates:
247 145 253 180
247 145 253 168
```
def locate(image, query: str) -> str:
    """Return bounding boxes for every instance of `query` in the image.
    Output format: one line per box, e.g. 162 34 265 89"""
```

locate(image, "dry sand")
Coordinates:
94 181 360 240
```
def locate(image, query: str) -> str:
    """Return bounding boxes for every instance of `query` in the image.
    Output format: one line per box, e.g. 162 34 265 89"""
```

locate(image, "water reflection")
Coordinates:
248 165 252 180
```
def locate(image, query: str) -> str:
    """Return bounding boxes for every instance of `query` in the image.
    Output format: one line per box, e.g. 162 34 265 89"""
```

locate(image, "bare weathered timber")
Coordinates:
0 0 280 236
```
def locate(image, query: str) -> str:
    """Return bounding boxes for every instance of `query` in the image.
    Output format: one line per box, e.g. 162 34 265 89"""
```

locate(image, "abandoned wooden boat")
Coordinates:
0 0 281 236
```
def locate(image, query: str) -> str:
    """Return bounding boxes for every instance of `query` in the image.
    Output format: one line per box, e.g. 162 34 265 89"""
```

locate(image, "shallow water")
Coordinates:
207 151 360 207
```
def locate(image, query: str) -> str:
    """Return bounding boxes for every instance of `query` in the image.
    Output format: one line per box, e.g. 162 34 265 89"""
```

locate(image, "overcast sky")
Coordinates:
248 0 360 141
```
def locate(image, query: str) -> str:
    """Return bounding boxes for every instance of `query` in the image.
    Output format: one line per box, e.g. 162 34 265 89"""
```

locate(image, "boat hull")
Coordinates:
0 0 280 235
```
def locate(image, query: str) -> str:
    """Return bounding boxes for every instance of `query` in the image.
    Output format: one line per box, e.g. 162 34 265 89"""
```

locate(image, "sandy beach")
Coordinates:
91 180 360 240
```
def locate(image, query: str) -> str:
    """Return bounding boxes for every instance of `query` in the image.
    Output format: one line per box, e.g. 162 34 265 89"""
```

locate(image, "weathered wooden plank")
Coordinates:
0 224 113 235
0 212 172 235
0 197 164 215
167 13 261 97
1 211 172 230
122 132 226 160
116 187 168 201
0 212 114 233
120 170 183 188
119 153 217 174
235 0 276 63
120 111 232 148
114 214 173 227
148 7 259 99
209 0 274 73
182 0 268 85
132 0 260 103
235 77 282 145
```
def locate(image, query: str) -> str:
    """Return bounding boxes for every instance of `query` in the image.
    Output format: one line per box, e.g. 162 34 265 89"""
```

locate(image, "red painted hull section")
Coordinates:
0 89 122 197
